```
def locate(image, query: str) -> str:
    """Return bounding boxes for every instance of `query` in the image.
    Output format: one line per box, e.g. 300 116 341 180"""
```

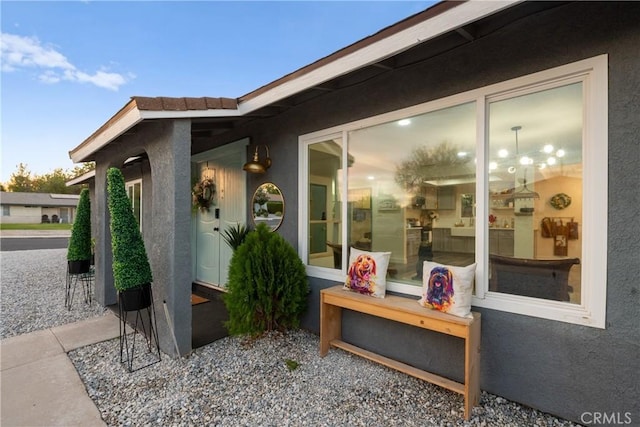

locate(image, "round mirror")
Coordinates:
252 182 284 231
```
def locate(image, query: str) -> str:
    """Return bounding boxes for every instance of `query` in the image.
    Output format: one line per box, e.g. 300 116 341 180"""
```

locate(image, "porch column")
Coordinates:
92 162 117 307
146 120 192 357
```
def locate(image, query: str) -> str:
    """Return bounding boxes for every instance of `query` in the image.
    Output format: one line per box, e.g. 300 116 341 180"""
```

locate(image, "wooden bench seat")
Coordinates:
320 285 481 420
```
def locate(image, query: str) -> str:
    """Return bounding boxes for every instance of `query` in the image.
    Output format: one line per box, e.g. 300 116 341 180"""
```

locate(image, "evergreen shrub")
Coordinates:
224 223 309 335
67 187 92 261
107 167 153 292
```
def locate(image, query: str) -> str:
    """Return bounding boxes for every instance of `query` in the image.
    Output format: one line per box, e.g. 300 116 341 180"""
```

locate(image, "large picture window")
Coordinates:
299 55 607 327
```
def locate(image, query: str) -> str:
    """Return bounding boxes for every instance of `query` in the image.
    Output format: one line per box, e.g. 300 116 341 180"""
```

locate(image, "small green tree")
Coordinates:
67 188 92 262
224 223 309 335
107 167 153 292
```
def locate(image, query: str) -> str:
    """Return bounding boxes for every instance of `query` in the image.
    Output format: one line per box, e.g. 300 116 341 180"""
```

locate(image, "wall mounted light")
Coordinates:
243 145 272 174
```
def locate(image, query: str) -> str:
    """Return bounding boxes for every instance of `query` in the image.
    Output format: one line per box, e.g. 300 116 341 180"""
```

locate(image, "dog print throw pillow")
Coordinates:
344 248 391 298
419 261 477 318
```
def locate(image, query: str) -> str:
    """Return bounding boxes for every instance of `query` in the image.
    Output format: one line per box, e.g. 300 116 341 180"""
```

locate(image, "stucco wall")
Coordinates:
199 2 639 423
94 121 193 357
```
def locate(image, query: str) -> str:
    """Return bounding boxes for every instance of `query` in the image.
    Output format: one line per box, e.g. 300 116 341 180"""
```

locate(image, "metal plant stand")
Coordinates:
65 266 94 310
118 288 161 372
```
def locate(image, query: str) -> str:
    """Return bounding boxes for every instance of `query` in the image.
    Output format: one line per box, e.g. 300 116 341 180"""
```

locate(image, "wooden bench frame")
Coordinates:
320 285 481 420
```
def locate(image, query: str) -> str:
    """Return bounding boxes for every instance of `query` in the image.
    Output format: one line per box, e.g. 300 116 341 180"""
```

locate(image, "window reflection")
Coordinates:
347 103 476 286
488 82 583 303
307 139 343 269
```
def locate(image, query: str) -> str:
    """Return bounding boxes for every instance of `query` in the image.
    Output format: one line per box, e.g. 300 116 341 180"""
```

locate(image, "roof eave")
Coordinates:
69 99 142 163
69 0 521 163
237 0 522 110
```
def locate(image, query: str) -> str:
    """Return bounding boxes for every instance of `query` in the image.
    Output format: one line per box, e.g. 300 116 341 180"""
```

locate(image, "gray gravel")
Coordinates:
3 248 581 426
0 248 107 339
69 334 582 426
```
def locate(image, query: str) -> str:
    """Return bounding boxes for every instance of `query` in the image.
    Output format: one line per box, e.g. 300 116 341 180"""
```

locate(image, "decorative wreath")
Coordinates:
550 193 571 210
192 178 216 212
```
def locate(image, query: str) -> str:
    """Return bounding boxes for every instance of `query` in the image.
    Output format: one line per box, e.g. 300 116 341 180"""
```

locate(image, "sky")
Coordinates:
1 0 435 184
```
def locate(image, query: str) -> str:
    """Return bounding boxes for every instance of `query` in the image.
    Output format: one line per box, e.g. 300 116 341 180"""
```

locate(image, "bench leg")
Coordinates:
464 318 481 420
320 296 341 357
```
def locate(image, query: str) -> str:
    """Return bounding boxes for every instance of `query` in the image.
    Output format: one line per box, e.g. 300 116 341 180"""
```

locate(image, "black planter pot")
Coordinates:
119 283 152 311
68 259 91 275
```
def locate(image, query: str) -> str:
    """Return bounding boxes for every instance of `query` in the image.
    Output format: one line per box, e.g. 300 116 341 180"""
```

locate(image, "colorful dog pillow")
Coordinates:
344 248 391 298
418 261 477 318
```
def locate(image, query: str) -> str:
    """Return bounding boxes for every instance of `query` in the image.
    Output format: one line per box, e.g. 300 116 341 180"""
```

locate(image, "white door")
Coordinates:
193 143 246 287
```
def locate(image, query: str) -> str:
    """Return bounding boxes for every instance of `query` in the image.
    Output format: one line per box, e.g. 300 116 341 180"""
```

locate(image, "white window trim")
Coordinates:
299 55 608 328
126 178 143 232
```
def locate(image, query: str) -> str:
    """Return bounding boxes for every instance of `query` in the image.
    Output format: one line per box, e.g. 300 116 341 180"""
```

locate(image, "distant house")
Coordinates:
68 2 639 424
0 192 79 224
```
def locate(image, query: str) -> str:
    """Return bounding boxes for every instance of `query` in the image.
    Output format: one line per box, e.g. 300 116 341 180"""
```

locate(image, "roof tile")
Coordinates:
160 97 187 111
132 96 237 111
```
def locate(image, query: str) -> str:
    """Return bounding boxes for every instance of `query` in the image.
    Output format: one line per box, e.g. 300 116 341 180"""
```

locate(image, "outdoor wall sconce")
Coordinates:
243 145 272 174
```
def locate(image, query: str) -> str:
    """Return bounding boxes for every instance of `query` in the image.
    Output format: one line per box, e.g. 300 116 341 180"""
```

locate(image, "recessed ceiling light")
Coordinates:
556 149 565 158
543 144 554 154
519 156 533 166
547 157 557 165
367 176 375 180
457 151 468 157
398 119 411 126
498 149 509 158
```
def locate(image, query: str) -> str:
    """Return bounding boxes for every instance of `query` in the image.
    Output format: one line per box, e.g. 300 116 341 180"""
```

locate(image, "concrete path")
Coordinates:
0 312 123 426
0 229 71 238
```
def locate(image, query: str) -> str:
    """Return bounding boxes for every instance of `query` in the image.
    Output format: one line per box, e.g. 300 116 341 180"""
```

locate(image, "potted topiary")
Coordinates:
106 167 153 311
67 188 92 274
223 223 309 335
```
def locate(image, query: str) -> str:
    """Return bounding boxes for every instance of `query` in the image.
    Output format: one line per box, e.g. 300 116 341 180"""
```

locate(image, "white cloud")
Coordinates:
1 32 131 91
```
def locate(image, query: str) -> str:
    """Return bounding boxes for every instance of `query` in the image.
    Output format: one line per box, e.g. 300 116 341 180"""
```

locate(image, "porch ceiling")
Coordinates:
69 0 568 164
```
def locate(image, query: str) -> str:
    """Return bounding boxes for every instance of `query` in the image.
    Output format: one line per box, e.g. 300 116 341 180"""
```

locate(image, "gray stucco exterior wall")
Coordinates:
199 3 639 423
93 121 192 356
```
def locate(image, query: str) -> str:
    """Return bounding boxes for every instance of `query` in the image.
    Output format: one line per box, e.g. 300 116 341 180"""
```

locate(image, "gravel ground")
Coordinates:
2 248 581 426
69 330 582 427
0 248 107 339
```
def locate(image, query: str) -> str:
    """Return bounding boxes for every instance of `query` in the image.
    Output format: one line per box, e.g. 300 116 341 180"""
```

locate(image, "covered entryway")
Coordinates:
192 139 247 288
191 139 247 348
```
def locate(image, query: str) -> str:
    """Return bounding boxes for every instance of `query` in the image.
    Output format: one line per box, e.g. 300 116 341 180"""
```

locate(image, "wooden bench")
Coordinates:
320 285 481 420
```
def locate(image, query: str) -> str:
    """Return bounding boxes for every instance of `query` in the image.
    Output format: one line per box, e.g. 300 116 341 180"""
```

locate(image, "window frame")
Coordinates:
298 55 607 328
125 178 143 232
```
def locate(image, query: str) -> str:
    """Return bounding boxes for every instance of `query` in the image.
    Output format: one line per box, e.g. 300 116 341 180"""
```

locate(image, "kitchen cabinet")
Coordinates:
450 235 475 253
489 229 514 256
432 228 451 252
424 186 438 209
437 186 456 210
433 227 475 253
423 186 455 210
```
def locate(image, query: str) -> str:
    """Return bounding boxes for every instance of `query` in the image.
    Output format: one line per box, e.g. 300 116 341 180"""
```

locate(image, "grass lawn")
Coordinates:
0 223 73 231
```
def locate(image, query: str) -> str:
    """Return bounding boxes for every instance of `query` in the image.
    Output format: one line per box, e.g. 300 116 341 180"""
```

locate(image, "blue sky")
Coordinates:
1 1 434 184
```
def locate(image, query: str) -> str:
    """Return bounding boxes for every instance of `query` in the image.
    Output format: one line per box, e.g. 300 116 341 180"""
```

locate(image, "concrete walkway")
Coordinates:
0 312 122 426
0 229 71 238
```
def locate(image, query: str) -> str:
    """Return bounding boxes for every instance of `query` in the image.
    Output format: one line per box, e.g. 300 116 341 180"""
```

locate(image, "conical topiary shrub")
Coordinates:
223 223 309 335
67 187 92 274
107 167 153 310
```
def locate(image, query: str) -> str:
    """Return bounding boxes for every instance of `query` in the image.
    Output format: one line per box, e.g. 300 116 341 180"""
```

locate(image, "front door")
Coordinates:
193 142 246 287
